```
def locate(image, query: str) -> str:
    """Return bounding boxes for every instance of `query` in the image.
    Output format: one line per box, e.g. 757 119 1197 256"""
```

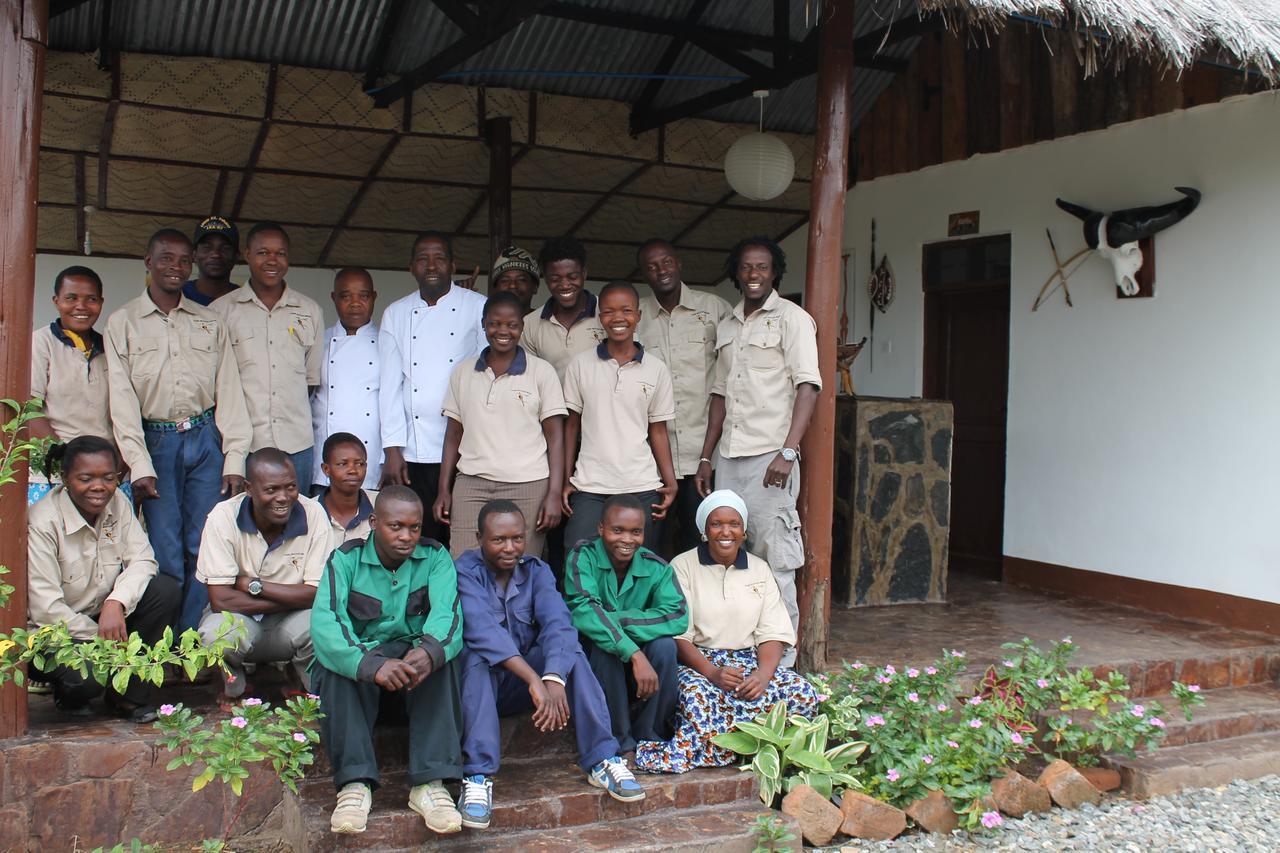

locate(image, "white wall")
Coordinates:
787 90 1280 604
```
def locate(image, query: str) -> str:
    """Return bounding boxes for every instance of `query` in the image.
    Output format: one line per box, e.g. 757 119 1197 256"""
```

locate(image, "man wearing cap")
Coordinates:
489 246 540 314
634 239 732 555
183 216 241 307
106 228 253 632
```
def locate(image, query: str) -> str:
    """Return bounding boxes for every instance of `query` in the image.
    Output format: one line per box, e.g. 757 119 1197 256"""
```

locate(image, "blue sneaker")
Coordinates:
457 774 492 829
588 756 646 803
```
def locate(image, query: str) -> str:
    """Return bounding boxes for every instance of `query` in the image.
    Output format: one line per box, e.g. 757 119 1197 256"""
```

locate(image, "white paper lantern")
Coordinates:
724 132 796 201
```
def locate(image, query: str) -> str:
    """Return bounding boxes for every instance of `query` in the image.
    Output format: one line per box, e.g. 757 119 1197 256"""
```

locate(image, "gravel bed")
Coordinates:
829 775 1280 852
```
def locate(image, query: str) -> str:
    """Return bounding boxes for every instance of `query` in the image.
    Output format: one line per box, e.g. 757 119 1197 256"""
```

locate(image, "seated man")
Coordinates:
315 432 377 550
27 436 180 722
196 448 330 701
563 495 688 755
310 486 466 836
455 500 643 829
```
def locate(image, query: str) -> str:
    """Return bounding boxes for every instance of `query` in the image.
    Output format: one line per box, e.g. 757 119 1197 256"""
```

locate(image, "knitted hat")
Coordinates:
491 246 539 281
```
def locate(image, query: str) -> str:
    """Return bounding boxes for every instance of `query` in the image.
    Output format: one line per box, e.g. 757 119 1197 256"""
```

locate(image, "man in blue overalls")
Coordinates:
454 499 644 830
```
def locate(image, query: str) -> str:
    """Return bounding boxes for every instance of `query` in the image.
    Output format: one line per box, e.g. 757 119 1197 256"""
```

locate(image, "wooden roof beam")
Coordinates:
541 1 793 53
371 0 554 108
629 0 713 133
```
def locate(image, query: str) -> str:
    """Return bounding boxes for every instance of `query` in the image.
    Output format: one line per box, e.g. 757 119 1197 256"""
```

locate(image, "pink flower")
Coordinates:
226 674 237 683
969 719 983 728
876 674 891 684
864 714 886 727
925 666 938 675
950 650 966 659
1187 684 1201 693
1002 659 1016 668
306 692 320 700
817 693 831 702
230 716 248 729
292 732 307 743
1036 678 1050 689
1065 717 1073 725
981 811 1003 829
907 668 920 678
907 692 920 703
884 665 897 676
886 769 900 782
1148 717 1166 728
159 704 177 716
242 697 263 706
1011 732 1024 745
851 662 866 670
936 703 948 712
947 740 960 748
922 754 934 765
968 696 983 706
1131 704 1146 717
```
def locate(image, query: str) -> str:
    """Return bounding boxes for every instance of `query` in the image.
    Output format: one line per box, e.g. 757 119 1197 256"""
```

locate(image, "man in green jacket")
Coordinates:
563 494 687 754
310 486 465 836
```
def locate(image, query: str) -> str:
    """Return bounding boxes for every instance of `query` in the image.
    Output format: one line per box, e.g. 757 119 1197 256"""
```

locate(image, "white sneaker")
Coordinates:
409 780 463 834
330 782 371 833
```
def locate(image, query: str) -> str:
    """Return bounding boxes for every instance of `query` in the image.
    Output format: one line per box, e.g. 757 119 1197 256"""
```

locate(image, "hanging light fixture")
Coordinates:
723 90 796 201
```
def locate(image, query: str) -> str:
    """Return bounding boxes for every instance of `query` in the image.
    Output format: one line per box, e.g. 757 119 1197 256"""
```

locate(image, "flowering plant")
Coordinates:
155 694 322 796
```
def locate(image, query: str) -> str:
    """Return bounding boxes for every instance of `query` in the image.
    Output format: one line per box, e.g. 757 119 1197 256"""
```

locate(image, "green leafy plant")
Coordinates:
0 616 236 692
751 813 796 852
1171 681 1206 721
87 841 157 853
0 398 56 610
712 701 867 805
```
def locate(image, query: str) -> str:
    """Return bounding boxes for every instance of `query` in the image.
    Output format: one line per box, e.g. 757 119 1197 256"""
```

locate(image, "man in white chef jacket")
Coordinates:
312 267 382 491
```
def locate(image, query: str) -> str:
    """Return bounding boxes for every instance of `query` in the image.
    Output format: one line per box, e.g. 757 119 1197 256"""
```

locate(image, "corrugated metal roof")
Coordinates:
47 0 921 133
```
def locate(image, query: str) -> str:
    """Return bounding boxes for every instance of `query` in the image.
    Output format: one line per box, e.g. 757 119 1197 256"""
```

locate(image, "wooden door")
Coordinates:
923 236 1011 580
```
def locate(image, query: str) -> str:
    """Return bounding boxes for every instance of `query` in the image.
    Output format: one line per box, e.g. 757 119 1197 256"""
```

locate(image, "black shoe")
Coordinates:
53 699 94 716
104 691 158 723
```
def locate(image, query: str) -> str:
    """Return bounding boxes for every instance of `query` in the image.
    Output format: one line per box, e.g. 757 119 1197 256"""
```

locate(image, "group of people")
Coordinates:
26 214 823 835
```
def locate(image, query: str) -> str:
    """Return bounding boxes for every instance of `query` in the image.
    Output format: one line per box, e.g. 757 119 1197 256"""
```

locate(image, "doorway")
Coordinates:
922 235 1011 580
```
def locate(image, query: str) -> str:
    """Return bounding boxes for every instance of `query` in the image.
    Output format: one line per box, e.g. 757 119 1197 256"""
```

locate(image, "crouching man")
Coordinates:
454 500 643 829
564 495 687 755
310 486 466 836
196 448 329 702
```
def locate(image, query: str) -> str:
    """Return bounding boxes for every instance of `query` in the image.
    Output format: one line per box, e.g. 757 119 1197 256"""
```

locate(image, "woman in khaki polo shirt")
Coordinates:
635 490 818 773
27 436 180 721
434 291 568 558
28 266 117 505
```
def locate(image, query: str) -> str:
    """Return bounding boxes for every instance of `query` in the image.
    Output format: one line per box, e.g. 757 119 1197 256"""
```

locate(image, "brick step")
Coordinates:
308 714 577 777
299 761 757 850
1102 730 1280 799
297 799 787 853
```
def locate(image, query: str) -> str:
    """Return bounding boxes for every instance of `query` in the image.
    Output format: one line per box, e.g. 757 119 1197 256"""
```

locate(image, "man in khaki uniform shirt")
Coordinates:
634 240 732 553
106 229 252 633
696 238 819 667
521 236 606 380
27 436 180 719
212 222 324 488
196 449 330 700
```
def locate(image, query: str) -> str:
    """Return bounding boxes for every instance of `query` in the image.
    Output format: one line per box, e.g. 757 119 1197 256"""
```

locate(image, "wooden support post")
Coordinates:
797 0 853 675
485 116 512 273
0 0 47 740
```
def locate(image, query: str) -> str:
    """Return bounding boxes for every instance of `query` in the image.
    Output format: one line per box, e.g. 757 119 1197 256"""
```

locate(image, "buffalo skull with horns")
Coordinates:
1055 187 1201 296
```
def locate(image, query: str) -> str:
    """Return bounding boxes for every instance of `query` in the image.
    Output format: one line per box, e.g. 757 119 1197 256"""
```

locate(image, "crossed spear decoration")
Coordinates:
1032 229 1092 311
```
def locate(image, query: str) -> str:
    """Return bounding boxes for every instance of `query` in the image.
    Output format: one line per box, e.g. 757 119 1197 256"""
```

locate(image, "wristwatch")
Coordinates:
247 579 263 596
780 446 800 463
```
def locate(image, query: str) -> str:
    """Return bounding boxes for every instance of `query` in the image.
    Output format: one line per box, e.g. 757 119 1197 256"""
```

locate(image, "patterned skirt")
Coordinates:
634 646 818 774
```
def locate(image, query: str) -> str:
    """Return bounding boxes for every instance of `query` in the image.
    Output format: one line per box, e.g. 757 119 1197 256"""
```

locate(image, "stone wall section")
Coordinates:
833 397 954 607
0 721 290 851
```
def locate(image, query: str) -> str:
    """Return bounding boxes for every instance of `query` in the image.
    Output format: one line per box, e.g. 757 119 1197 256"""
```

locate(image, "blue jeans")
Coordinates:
142 421 226 633
288 448 314 495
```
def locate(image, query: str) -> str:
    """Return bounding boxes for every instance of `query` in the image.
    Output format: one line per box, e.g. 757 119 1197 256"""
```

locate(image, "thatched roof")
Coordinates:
921 0 1280 80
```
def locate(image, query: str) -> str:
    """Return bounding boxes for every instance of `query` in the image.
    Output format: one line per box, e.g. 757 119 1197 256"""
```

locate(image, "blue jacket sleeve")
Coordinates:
528 558 579 679
456 555 522 668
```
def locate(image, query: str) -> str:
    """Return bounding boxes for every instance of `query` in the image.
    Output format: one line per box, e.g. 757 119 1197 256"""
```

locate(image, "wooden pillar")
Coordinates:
0 0 46 739
797 0 853 674
485 116 513 273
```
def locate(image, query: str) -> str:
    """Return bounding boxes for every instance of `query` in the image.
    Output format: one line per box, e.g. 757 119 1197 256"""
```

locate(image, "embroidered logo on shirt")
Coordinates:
591 329 606 341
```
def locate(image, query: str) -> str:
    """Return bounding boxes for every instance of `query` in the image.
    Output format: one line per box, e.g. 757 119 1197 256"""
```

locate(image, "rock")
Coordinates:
0 804 28 853
888 523 933 601
1079 766 1122 792
905 789 959 833
855 445 869 512
838 790 907 840
1038 759 1102 809
781 784 843 847
992 769 1052 817
31 779 133 850
904 474 927 515
931 427 952 467
931 481 951 526
868 411 925 463
870 472 902 522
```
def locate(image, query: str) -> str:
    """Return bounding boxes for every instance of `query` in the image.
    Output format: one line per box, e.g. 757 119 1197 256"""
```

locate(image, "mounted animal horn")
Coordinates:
1054 187 1202 296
